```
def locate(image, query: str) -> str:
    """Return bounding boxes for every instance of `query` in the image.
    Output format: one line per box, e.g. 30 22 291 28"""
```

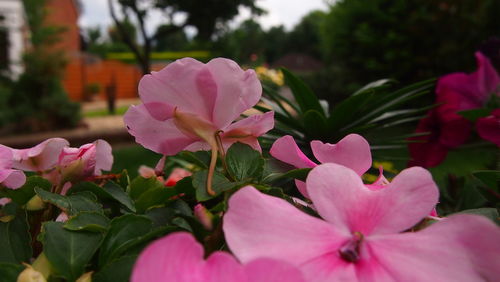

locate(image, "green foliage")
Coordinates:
41 222 103 280
259 69 434 153
321 0 500 96
0 211 32 264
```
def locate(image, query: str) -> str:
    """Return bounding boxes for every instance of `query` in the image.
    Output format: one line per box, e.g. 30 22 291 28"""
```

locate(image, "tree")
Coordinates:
108 0 263 74
321 0 500 96
285 10 326 60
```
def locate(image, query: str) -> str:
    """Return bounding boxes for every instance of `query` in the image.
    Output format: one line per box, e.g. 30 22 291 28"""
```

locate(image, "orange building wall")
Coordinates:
44 0 80 52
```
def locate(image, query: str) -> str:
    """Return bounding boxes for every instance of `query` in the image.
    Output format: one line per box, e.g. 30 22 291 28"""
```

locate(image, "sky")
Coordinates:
78 0 330 37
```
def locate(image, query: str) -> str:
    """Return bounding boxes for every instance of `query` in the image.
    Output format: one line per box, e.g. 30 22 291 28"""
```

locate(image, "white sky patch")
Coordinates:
79 0 330 36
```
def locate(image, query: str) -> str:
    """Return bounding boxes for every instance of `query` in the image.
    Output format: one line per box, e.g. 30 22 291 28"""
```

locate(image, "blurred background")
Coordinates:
0 0 498 176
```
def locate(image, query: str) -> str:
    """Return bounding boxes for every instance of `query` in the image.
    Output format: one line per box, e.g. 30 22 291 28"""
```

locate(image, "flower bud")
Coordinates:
194 204 214 230
17 266 46 282
26 195 46 211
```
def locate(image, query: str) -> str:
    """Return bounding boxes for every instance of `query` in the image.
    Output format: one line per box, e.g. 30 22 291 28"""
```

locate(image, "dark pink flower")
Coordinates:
476 109 500 146
131 232 305 282
224 164 500 281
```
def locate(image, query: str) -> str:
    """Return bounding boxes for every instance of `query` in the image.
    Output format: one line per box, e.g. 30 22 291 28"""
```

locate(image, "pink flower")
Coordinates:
0 145 26 189
476 109 500 146
125 58 273 195
58 139 113 181
165 167 192 187
270 134 371 197
11 138 69 172
224 165 500 281
124 58 274 156
131 232 305 282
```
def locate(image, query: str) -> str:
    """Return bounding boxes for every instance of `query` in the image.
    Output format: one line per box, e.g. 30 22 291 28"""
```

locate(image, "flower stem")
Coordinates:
207 145 218 196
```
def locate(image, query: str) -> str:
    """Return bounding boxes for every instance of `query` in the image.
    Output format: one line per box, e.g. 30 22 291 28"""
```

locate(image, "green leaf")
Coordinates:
263 168 312 183
352 79 393 96
0 176 51 205
135 187 177 213
472 170 500 204
226 143 265 182
93 255 137 282
117 169 130 190
0 211 31 264
64 211 111 232
303 110 329 139
457 108 491 121
282 68 324 116
98 214 153 267
102 181 136 212
128 176 165 201
457 208 500 225
34 188 70 212
173 177 195 198
41 222 103 281
178 151 211 169
0 263 24 282
145 207 175 228
192 170 238 201
69 181 136 212
35 188 102 215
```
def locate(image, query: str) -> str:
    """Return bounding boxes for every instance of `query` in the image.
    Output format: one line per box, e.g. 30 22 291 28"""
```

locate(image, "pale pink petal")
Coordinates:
270 135 316 168
131 232 204 282
0 169 26 189
243 258 305 282
0 145 13 168
55 212 69 222
94 139 113 174
12 138 69 171
138 58 215 122
124 104 197 155
208 58 262 128
221 111 274 152
294 180 310 198
0 198 11 206
307 164 439 235
368 214 500 281
365 166 389 190
138 165 156 178
310 134 372 176
224 186 347 266
223 111 275 137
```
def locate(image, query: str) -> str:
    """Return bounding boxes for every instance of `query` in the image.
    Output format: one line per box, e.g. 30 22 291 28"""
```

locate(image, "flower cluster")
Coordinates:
409 52 500 167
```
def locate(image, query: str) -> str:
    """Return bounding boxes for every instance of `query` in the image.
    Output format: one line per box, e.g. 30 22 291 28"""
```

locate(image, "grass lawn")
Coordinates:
84 105 130 118
112 145 162 179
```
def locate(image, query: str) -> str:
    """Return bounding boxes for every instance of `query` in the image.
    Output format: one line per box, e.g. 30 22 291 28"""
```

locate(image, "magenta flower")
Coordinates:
476 108 500 146
224 165 500 281
0 145 26 189
124 58 273 195
11 138 69 172
131 232 305 282
270 134 371 197
58 139 113 180
409 52 500 167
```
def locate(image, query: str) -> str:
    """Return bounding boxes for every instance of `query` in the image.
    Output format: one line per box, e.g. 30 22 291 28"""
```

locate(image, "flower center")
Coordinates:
339 231 364 263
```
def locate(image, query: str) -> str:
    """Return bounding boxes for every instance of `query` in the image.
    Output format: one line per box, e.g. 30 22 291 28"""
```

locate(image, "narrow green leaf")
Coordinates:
41 222 103 281
263 168 312 184
303 110 329 139
98 214 153 267
64 211 111 232
226 143 265 182
282 68 324 115
0 211 31 264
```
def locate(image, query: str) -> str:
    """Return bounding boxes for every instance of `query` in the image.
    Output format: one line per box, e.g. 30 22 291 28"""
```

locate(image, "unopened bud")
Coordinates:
26 195 45 211
76 272 93 282
194 204 214 230
17 266 46 282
